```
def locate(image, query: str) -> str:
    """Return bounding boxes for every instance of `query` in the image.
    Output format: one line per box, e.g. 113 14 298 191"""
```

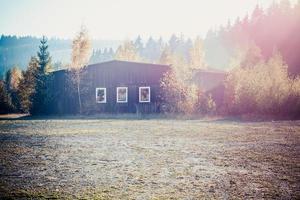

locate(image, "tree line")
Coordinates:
0 36 52 114
0 35 119 79
110 0 300 118
0 27 92 115
111 1 300 75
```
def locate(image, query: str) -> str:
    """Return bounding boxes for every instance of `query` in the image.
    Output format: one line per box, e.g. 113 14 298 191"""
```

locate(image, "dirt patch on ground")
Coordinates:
0 119 299 199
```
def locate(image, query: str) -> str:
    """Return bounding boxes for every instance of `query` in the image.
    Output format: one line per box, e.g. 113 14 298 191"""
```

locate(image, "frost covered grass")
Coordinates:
0 119 299 199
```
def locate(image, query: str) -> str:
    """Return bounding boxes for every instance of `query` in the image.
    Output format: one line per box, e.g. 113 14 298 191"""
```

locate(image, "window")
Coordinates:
96 88 106 103
139 87 151 103
117 87 128 103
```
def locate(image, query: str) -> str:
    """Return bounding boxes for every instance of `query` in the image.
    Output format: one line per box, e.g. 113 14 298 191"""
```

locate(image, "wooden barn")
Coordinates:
49 60 227 114
49 60 170 114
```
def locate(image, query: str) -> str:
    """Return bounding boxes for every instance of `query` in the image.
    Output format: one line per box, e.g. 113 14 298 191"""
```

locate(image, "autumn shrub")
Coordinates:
224 51 300 118
160 70 216 115
159 38 217 116
4 67 23 112
160 71 197 114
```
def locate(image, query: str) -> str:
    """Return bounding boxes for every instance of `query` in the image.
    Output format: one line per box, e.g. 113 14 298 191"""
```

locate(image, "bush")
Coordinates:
224 51 300 118
160 70 217 116
160 70 200 114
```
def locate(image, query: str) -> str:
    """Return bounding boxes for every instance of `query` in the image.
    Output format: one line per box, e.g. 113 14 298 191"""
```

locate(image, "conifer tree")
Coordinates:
134 35 143 55
38 36 51 73
30 36 52 115
0 81 13 114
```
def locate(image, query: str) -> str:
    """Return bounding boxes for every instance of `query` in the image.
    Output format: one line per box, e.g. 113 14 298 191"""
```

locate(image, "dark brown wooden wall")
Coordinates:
50 60 169 114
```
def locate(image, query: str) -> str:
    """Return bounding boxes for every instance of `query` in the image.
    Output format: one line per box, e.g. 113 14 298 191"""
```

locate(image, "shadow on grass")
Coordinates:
0 113 229 122
0 113 298 123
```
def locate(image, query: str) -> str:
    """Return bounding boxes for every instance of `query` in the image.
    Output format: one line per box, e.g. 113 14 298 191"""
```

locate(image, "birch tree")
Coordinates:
189 37 207 69
5 67 22 92
5 66 22 111
69 26 91 114
160 46 203 114
160 40 215 115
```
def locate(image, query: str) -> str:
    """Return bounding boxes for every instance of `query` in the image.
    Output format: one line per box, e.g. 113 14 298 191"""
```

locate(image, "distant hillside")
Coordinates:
0 35 120 78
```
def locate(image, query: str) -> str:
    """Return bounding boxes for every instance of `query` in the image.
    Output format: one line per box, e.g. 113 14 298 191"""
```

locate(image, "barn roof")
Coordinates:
52 60 227 75
52 60 170 74
88 60 170 69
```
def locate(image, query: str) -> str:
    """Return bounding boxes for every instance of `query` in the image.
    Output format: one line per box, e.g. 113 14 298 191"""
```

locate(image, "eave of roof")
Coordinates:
52 60 170 73
88 59 170 68
51 60 227 75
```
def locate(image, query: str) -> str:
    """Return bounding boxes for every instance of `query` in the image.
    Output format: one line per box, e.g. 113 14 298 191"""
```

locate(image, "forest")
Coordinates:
0 0 300 118
0 36 119 78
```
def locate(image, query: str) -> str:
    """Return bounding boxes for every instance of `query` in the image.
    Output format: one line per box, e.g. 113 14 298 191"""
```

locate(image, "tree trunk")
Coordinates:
77 74 82 114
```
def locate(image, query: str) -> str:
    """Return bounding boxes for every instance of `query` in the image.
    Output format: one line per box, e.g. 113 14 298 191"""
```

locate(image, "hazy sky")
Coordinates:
0 0 297 40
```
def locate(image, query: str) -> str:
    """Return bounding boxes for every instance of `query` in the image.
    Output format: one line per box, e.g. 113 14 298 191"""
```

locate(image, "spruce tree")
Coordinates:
38 36 51 73
30 36 52 115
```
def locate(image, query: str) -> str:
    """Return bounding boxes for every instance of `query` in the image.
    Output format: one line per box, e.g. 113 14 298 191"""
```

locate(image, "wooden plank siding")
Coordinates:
50 60 170 114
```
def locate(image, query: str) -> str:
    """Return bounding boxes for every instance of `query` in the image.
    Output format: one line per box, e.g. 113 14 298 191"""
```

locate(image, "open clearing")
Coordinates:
0 119 299 199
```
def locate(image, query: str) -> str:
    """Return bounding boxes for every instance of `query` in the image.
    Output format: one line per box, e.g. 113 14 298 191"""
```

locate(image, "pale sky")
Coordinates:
0 0 297 40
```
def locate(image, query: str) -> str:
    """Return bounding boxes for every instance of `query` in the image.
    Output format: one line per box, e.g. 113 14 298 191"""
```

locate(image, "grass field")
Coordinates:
0 119 299 199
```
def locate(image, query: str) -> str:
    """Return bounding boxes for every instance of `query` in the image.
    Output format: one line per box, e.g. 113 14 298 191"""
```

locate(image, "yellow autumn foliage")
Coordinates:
225 51 300 117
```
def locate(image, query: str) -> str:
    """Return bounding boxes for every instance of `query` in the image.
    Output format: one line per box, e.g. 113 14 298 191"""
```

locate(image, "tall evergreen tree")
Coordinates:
38 36 51 73
144 37 162 62
169 34 180 53
134 35 144 56
30 36 52 115
0 80 13 114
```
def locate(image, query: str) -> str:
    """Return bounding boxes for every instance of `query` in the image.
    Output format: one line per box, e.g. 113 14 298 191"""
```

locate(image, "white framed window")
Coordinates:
139 86 151 103
116 87 128 103
96 88 106 103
